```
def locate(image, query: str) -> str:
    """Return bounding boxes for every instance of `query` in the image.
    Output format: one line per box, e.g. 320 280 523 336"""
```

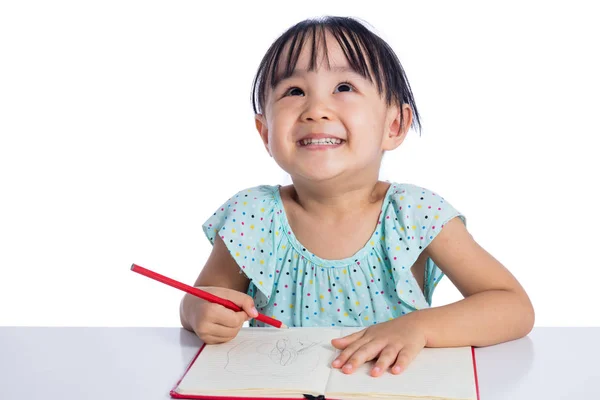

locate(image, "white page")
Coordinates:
176 327 340 396
326 328 477 400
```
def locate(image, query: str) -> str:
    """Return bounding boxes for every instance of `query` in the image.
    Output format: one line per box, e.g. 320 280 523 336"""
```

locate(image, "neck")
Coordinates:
287 176 390 221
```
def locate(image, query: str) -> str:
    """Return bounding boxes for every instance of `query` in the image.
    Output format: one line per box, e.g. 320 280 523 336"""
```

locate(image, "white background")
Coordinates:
1 1 598 327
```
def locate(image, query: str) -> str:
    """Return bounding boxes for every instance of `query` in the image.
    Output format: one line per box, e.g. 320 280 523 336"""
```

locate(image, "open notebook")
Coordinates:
171 327 479 400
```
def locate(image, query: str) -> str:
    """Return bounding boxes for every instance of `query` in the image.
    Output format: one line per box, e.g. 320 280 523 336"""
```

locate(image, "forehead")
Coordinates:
278 31 344 71
270 28 375 84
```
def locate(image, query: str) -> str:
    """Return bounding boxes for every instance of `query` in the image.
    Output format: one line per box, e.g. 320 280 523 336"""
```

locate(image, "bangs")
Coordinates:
251 16 422 135
268 24 381 95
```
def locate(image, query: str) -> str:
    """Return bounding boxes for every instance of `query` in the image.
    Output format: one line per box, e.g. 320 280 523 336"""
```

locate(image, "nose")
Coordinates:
300 97 332 122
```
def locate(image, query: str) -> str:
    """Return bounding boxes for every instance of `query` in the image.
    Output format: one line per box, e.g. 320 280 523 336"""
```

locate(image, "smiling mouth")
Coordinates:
297 138 346 147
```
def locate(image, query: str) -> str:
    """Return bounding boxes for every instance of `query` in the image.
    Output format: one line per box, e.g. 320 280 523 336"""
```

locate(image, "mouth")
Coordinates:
297 138 346 148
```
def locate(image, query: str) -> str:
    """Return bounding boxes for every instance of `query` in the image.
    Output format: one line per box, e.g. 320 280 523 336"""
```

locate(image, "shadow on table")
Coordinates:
477 335 535 398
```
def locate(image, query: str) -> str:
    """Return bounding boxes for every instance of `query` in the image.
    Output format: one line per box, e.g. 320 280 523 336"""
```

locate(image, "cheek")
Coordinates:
266 123 294 154
269 113 296 140
343 105 381 136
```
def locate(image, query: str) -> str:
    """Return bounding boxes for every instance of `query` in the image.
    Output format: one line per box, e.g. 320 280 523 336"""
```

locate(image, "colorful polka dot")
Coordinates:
201 183 463 328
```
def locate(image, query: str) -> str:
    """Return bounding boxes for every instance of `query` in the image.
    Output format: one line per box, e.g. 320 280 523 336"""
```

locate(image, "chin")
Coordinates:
296 169 348 183
275 159 350 182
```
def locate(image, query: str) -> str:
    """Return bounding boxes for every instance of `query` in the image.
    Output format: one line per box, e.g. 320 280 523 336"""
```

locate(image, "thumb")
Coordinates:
225 290 258 320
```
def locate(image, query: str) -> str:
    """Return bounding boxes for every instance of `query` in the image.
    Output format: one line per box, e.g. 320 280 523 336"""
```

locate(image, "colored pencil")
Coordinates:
130 263 287 329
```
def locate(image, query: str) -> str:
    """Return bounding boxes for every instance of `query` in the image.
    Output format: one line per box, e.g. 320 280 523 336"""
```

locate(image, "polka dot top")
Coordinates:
202 182 466 328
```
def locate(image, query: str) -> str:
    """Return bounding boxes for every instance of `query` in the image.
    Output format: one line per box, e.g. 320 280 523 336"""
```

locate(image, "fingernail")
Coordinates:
343 364 352 371
392 366 402 374
372 367 381 374
332 359 340 367
251 307 258 317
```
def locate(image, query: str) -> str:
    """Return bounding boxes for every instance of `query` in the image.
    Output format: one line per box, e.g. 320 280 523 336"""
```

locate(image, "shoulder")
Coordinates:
381 182 467 307
384 182 466 243
201 184 281 244
217 184 279 206
200 184 286 308
388 182 446 206
206 184 281 216
388 182 463 219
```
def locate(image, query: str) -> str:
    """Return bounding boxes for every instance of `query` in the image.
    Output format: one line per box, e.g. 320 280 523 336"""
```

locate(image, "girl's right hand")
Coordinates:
185 286 258 345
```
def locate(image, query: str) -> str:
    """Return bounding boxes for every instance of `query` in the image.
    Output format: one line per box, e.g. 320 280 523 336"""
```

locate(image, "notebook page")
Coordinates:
326 329 476 400
176 327 340 397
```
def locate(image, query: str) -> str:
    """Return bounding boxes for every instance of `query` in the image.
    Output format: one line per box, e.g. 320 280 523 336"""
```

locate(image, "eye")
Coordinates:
282 82 355 97
334 82 355 93
284 87 304 97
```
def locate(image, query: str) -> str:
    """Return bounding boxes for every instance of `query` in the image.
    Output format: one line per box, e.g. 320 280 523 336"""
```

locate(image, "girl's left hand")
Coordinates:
331 317 427 377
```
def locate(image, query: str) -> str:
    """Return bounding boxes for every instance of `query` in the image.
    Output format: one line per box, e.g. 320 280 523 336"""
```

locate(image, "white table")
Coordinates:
0 327 598 399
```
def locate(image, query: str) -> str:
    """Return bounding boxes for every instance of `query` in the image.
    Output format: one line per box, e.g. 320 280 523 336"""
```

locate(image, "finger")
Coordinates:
210 305 248 329
222 309 251 328
215 288 258 320
331 336 368 369
340 340 385 374
371 345 402 377
391 344 422 375
199 334 231 345
196 322 239 340
341 340 386 374
331 329 365 350
195 310 242 338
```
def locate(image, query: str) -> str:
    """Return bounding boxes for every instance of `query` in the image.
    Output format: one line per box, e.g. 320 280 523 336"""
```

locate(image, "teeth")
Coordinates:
301 138 343 145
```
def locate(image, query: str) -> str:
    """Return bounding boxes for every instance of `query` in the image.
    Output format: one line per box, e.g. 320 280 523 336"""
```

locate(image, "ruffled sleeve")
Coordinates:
382 183 466 311
201 185 283 308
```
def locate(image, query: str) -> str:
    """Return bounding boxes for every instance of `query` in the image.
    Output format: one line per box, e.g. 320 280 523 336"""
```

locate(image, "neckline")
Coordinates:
272 182 395 268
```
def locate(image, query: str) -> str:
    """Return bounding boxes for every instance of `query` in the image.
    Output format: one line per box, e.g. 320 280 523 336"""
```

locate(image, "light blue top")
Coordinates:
202 182 466 328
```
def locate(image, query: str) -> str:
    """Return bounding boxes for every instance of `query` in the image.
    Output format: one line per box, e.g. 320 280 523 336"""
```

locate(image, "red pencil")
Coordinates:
130 263 287 329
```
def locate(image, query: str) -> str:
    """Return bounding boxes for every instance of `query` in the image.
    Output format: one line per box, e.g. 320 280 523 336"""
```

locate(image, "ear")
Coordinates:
382 104 413 151
254 114 272 157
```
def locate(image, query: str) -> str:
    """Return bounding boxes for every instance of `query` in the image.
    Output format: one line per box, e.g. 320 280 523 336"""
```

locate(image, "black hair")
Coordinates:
251 16 422 136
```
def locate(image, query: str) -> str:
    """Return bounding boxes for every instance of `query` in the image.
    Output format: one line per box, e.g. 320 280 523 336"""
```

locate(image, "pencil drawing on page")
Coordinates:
224 336 323 377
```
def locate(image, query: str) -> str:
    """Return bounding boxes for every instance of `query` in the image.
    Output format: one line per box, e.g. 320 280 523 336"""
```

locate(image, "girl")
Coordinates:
180 16 534 377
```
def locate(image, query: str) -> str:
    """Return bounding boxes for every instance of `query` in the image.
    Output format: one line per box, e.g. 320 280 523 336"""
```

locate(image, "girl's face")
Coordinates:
255 31 412 184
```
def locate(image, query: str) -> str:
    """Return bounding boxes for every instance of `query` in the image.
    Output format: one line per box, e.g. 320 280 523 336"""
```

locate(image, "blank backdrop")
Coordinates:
1 1 598 327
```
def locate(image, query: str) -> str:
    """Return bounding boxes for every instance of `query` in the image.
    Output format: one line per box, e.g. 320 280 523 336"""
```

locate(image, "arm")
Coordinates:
179 234 251 332
331 216 535 376
407 217 535 347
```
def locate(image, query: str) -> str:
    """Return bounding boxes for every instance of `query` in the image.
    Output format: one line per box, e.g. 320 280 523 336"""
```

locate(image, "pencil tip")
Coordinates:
280 323 289 329
130 263 135 270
